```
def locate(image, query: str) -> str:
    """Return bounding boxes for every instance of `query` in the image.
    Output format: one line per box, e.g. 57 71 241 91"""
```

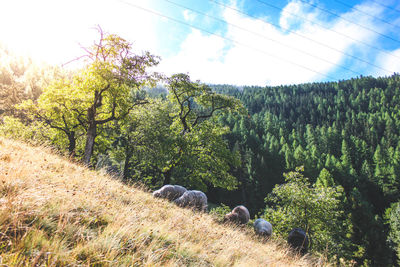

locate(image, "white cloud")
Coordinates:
183 10 196 22
157 0 385 86
376 48 400 76
158 30 228 81
279 0 320 30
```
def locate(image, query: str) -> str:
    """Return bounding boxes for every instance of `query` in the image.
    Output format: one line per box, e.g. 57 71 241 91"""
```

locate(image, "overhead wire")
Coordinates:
117 0 399 81
162 0 382 76
208 0 400 68
255 0 400 45
252 0 400 59
116 0 340 81
298 0 400 32
367 0 400 14
332 0 400 31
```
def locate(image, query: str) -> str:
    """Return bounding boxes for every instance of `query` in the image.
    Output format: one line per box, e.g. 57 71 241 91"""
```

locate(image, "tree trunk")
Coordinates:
241 182 247 206
83 122 96 165
67 131 76 156
123 146 133 181
162 150 183 185
162 167 174 185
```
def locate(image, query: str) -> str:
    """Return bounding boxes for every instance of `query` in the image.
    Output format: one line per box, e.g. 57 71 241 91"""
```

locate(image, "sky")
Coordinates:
1 0 400 86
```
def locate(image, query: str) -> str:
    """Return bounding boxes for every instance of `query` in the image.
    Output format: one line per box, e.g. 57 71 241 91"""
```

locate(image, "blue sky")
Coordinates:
1 0 400 85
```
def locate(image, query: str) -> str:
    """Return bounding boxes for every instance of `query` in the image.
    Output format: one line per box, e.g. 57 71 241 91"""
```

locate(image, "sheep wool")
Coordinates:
224 205 250 225
254 218 273 237
152 184 187 201
174 190 208 211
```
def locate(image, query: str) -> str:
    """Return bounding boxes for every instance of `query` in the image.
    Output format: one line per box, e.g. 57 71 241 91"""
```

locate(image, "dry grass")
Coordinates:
0 138 327 266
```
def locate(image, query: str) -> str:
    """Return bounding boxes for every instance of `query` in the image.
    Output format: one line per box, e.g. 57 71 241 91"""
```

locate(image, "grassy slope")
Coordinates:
0 138 324 266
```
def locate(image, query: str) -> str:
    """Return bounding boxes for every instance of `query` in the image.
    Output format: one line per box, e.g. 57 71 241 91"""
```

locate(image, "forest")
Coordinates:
1 31 400 266
211 75 400 265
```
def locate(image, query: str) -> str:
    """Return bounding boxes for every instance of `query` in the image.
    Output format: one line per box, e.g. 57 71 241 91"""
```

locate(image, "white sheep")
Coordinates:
254 218 273 238
152 184 187 201
174 190 208 211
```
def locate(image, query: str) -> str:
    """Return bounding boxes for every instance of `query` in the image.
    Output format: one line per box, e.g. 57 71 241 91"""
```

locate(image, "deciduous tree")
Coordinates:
262 166 351 260
160 73 244 190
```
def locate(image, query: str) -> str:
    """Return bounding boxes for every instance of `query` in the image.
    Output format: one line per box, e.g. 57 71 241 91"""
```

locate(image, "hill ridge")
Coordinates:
0 138 320 266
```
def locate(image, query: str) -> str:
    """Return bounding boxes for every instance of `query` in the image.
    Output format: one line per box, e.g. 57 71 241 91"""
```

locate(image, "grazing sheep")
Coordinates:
287 228 309 254
223 205 250 225
254 218 273 238
152 184 187 201
174 190 208 211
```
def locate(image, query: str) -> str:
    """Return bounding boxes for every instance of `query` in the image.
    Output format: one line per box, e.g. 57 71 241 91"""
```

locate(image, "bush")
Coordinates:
0 116 34 140
209 203 231 222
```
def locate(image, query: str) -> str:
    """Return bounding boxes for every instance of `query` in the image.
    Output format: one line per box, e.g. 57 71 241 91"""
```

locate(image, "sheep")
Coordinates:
287 228 309 254
152 184 187 201
174 190 208 211
223 205 250 225
254 218 273 238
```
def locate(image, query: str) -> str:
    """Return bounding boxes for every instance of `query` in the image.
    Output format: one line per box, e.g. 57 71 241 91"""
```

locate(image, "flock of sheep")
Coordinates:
152 184 309 254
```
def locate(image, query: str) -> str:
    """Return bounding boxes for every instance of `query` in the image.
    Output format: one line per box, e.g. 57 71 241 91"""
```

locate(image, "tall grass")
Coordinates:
0 138 326 266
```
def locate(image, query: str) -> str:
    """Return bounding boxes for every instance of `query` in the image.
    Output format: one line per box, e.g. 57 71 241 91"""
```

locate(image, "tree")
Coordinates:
315 168 335 187
262 167 351 260
386 202 400 265
20 28 159 162
78 28 159 164
0 46 54 119
101 74 244 191
19 78 83 155
105 99 174 182
159 73 244 189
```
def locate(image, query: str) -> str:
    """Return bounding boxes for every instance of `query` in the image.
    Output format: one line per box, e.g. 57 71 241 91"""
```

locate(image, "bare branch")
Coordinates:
61 55 90 67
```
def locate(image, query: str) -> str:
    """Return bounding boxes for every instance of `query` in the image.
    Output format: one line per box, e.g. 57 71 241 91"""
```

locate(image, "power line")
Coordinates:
253 0 400 58
162 0 384 76
298 0 400 32
256 0 400 45
117 0 339 81
208 0 400 68
368 0 400 14
332 0 400 30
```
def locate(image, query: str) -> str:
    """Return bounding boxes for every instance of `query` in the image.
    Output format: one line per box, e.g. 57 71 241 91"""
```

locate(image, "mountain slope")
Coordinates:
0 138 321 266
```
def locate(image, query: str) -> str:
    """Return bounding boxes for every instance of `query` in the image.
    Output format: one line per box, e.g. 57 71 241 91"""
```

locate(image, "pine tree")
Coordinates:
316 168 335 187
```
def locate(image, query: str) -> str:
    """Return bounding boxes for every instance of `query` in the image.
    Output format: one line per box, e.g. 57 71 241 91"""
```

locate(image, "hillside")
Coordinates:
210 75 400 265
0 138 321 266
